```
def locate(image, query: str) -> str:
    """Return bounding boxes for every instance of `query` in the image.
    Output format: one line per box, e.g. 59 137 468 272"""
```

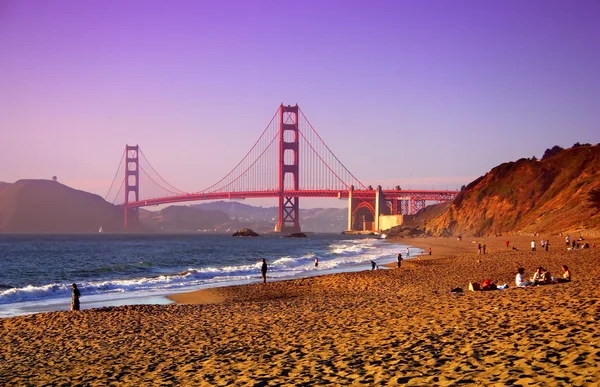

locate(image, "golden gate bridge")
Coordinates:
105 104 458 232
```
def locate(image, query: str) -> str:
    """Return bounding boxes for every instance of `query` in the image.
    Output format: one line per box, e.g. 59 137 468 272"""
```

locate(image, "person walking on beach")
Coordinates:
505 240 510 249
545 240 550 252
531 240 536 252
406 247 410 258
477 243 482 255
314 257 319 268
482 244 487 254
71 283 81 311
397 253 403 268
260 258 268 283
428 247 432 255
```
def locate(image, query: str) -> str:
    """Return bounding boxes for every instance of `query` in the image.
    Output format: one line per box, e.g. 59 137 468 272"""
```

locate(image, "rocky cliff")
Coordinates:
387 144 600 237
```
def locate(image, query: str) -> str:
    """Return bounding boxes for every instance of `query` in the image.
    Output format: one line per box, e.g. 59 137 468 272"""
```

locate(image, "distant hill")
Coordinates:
138 205 229 232
192 201 348 232
0 179 123 233
388 144 600 237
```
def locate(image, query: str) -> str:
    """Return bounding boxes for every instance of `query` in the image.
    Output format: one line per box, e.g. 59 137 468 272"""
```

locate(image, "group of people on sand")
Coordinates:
565 235 593 250
515 265 571 287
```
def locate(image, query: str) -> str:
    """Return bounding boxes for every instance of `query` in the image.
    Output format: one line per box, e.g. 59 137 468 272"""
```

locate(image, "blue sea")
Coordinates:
0 233 416 318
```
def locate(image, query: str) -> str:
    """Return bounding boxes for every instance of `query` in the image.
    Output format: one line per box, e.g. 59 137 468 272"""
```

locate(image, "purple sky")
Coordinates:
1 0 599 207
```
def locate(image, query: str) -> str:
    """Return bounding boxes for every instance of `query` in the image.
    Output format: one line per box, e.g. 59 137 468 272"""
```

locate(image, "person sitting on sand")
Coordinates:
531 267 543 284
481 279 497 291
556 265 571 283
539 268 552 285
512 246 519 251
516 268 532 287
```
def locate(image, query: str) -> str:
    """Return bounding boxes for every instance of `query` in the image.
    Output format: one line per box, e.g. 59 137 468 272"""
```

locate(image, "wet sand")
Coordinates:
2 235 599 385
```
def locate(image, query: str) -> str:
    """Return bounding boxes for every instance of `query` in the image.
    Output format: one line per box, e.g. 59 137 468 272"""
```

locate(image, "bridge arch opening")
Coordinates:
352 202 376 231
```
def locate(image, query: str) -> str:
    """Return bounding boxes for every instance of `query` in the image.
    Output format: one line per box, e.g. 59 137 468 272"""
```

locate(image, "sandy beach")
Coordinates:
2 235 599 386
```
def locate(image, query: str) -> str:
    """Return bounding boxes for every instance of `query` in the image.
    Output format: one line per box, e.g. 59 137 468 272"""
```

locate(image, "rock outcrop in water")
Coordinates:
232 228 259 237
287 232 307 238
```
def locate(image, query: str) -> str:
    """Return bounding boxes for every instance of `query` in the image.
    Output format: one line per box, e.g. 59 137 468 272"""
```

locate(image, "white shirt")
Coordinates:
531 241 536 248
516 273 526 287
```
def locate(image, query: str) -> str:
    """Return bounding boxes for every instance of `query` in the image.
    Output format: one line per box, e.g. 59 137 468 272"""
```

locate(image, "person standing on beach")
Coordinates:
482 244 487 254
406 247 410 258
477 243 482 255
71 283 81 311
531 240 536 252
428 247 432 255
260 258 268 283
371 261 376 270
397 253 403 268
505 240 510 249
545 240 550 252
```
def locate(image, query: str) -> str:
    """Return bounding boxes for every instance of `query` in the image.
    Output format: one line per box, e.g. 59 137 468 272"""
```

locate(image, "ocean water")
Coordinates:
0 233 416 318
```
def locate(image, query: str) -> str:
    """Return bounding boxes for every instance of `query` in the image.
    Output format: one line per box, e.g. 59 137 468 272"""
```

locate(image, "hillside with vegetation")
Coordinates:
387 144 600 237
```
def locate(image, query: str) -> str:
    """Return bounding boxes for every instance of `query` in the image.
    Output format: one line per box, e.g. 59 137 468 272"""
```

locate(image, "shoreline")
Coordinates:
2 235 599 385
1 236 412 318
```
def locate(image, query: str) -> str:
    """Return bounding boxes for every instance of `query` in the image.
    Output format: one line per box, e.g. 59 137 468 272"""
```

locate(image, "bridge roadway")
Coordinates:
125 189 458 208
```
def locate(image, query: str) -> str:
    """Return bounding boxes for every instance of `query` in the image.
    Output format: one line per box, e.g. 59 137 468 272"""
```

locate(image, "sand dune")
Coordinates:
1 235 599 385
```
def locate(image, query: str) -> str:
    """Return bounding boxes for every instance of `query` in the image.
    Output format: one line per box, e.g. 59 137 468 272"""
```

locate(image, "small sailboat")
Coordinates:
98 226 104 233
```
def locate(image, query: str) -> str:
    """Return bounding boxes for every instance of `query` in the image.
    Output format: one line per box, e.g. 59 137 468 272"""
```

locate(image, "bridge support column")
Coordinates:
375 185 382 231
276 104 301 233
124 145 140 231
347 185 354 231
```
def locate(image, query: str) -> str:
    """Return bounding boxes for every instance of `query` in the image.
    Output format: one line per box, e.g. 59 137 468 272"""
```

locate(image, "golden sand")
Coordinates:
1 235 599 386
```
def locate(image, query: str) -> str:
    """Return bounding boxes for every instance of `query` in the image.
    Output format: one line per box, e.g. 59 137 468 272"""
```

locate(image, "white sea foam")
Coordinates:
0 237 414 311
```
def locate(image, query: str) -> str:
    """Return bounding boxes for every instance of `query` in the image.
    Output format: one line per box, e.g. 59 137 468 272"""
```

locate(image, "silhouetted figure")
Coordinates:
428 247 432 255
314 257 319 268
482 244 487 254
71 283 81 311
545 240 549 252
261 258 268 283
397 253 403 268
371 261 376 270
505 240 510 249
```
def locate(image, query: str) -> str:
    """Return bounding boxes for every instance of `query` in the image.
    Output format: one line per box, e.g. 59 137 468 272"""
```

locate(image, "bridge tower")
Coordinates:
124 145 140 230
275 104 301 233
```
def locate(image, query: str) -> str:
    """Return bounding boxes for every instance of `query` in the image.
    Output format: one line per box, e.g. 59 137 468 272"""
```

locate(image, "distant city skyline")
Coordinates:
1 0 599 208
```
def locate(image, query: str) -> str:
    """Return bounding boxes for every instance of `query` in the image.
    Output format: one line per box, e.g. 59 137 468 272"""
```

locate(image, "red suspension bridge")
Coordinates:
105 104 458 232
